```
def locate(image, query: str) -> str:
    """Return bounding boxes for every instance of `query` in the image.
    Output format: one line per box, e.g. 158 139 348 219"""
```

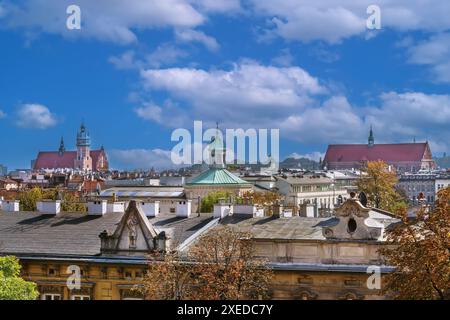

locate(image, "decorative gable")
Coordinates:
99 200 167 255
322 195 384 240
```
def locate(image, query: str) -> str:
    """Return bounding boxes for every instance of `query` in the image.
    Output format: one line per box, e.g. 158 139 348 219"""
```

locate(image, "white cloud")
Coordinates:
175 29 220 51
191 0 241 13
146 44 188 67
407 33 450 83
109 45 188 71
137 58 450 152
288 152 324 162
134 100 188 128
15 103 58 129
140 61 326 128
280 96 366 144
1 0 205 44
249 0 450 43
109 148 179 170
108 50 138 70
0 109 6 118
271 48 294 66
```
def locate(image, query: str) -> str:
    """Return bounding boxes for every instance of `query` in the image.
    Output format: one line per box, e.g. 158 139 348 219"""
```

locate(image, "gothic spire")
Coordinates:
368 125 374 147
58 136 65 155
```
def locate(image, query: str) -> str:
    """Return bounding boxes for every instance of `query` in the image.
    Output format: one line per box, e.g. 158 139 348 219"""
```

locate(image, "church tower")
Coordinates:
368 125 374 148
74 122 92 171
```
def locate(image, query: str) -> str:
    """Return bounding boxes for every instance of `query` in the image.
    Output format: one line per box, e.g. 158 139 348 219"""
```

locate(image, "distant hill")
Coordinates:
435 156 450 169
280 157 320 170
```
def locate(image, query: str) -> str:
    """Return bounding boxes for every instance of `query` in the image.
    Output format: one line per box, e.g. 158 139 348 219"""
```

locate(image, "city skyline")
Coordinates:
1 1 450 170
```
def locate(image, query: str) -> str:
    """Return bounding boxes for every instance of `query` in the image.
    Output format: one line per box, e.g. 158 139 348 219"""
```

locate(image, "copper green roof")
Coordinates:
186 168 251 185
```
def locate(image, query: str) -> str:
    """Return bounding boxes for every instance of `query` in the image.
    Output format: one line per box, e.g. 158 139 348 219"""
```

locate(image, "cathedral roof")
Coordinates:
323 142 430 164
33 149 105 170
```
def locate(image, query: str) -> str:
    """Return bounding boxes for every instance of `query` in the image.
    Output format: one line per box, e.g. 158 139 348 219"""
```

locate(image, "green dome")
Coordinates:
187 167 250 185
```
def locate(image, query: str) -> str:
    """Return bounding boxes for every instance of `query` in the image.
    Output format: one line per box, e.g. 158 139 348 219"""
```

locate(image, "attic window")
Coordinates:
347 218 357 233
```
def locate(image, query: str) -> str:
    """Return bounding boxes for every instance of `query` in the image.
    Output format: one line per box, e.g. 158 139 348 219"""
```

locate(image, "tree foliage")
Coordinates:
0 256 39 300
380 187 450 299
18 187 43 211
356 160 406 212
200 191 231 213
17 187 85 212
141 226 273 300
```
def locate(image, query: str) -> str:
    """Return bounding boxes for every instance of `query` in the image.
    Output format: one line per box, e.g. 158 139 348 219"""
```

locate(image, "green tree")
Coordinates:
18 187 43 211
0 256 39 300
356 160 406 212
200 191 231 213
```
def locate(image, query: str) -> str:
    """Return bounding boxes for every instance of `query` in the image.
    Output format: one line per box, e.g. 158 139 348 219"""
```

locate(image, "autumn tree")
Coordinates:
61 192 86 212
380 187 450 300
356 160 406 212
189 226 273 300
238 191 282 215
0 256 39 300
141 226 273 300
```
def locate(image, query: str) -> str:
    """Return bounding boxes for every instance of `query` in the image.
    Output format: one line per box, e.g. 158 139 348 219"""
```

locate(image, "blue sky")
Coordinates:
0 0 449 170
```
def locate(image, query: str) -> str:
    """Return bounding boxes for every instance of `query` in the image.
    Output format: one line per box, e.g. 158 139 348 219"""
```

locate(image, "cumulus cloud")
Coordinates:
0 109 6 119
136 58 450 152
15 104 58 129
109 148 179 170
0 0 204 44
109 45 188 71
134 100 189 128
249 0 450 43
175 29 220 51
140 61 326 128
407 33 450 83
191 0 241 13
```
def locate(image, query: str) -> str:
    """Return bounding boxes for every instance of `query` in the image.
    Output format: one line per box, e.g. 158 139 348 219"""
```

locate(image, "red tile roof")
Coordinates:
323 143 429 163
34 150 106 170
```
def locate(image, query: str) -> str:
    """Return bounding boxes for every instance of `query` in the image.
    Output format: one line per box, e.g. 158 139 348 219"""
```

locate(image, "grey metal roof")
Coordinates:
0 211 122 256
0 211 214 258
148 214 215 247
219 215 335 240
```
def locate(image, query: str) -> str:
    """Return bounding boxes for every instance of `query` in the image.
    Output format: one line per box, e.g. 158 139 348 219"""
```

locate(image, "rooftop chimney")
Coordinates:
176 200 192 218
140 201 160 217
36 200 61 215
2 200 20 212
87 200 108 215
213 198 233 219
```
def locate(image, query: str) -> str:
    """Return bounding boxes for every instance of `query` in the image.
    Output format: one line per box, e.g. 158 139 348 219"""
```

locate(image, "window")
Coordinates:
347 218 357 233
42 294 61 300
71 295 90 300
48 268 56 276
125 271 133 279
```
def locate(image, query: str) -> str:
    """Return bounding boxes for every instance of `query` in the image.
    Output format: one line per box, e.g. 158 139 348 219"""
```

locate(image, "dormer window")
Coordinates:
347 218 357 233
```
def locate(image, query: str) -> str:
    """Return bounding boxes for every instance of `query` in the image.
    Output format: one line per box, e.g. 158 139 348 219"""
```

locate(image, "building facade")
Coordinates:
0 194 398 300
276 174 349 217
397 173 436 204
33 123 109 172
